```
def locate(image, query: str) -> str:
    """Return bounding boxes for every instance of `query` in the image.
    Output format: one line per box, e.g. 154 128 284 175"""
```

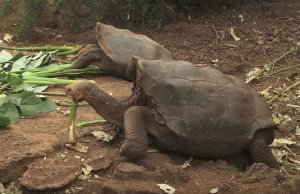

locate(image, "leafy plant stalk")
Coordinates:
56 45 83 56
0 45 80 52
0 45 83 56
28 68 106 77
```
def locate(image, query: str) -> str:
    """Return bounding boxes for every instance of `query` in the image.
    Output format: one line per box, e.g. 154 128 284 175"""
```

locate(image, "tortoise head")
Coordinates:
65 81 96 102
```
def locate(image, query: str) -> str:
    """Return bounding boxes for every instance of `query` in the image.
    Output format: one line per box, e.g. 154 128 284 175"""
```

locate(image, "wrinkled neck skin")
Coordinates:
84 86 142 127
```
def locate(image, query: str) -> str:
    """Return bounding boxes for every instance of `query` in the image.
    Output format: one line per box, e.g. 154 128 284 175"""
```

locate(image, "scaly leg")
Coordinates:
120 106 151 160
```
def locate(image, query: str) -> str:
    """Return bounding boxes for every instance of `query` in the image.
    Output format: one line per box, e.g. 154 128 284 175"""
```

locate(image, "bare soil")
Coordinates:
0 0 300 193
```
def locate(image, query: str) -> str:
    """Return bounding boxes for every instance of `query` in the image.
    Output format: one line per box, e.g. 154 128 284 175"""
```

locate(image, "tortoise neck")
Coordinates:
84 86 138 127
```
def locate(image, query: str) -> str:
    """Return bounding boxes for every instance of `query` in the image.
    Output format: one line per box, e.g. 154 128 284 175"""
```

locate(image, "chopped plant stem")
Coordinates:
264 64 300 78
54 100 88 106
284 80 300 92
245 46 298 84
68 98 78 144
56 45 83 56
23 77 81 85
35 68 106 77
22 66 105 77
77 120 107 128
35 92 67 96
10 64 72 74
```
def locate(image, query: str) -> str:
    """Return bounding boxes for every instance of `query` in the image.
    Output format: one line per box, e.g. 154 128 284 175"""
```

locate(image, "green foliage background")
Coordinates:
0 0 238 42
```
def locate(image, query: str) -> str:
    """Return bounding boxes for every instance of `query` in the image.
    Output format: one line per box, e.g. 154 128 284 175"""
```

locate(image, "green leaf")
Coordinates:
0 92 56 126
0 116 11 127
7 73 28 92
39 98 57 113
17 92 56 118
7 73 23 87
0 50 13 63
0 69 7 82
27 54 49 69
13 82 30 92
0 95 9 107
31 51 44 60
25 85 48 93
11 56 31 71
32 85 48 93
18 91 43 118
0 101 20 125
10 52 24 62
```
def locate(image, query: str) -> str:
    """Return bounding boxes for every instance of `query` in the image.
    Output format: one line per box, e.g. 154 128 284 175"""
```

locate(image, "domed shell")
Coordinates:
94 22 175 67
134 59 276 156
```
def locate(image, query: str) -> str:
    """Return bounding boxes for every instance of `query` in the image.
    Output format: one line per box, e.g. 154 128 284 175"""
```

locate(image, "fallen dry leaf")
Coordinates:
210 187 219 194
229 28 241 41
3 33 14 42
157 184 175 194
65 143 89 153
82 164 93 175
272 138 296 147
295 126 300 136
91 131 113 142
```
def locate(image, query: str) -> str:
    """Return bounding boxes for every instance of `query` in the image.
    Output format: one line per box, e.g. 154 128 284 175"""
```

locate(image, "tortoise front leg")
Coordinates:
120 106 151 160
68 44 103 69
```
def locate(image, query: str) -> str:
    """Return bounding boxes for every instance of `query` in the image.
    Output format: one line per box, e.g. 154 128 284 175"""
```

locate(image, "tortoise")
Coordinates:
67 22 175 81
65 57 279 168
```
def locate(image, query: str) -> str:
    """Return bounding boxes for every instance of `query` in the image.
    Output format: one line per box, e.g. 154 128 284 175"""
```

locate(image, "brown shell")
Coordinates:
135 59 276 155
94 22 175 67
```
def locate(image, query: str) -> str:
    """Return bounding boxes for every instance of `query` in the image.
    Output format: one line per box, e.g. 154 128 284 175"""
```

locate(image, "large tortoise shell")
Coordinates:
134 59 276 152
94 22 175 67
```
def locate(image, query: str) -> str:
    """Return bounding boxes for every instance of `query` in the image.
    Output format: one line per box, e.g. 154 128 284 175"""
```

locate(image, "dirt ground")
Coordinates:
0 0 300 193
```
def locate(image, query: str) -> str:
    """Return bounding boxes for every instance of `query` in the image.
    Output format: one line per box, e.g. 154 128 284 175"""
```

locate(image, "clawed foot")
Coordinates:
240 163 283 184
120 141 147 160
246 163 270 175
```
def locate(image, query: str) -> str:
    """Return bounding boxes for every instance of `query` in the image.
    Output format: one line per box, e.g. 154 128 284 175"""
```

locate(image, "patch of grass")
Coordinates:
0 0 14 19
15 0 47 42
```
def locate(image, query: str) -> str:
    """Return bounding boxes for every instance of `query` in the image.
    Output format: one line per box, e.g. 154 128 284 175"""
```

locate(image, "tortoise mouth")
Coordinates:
65 85 84 102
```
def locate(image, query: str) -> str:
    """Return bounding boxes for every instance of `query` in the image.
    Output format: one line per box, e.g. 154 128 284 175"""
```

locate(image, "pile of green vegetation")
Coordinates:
0 45 105 127
0 0 238 42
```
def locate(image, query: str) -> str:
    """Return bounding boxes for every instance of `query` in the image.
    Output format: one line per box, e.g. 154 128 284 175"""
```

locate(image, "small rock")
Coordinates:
78 175 89 181
21 157 81 190
117 163 146 173
87 157 112 172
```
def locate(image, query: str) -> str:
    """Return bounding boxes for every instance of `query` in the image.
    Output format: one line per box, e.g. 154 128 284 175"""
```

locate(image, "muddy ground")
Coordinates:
0 0 300 193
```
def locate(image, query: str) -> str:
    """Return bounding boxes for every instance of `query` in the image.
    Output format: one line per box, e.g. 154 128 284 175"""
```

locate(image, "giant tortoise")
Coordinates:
68 22 175 81
65 58 279 168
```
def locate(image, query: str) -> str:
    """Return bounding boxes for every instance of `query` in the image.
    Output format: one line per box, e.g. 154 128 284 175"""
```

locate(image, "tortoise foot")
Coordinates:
246 163 270 175
240 163 283 184
120 142 147 160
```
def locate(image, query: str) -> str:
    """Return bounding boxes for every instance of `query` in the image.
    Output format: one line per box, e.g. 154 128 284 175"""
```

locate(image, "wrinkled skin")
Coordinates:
65 59 279 169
